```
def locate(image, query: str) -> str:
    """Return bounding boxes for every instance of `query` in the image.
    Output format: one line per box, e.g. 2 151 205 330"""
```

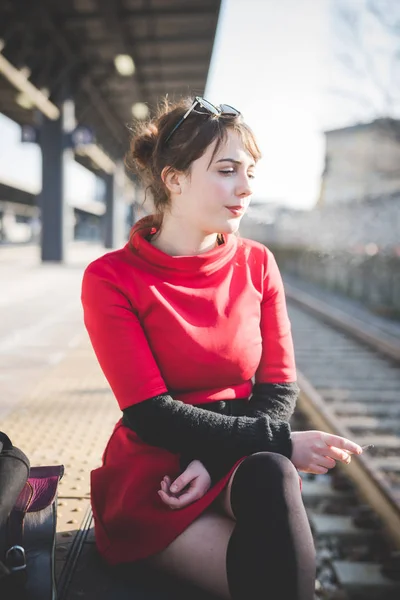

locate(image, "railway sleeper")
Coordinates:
332 560 400 600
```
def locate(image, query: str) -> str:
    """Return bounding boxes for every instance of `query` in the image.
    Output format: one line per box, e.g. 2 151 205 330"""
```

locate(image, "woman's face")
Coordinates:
174 129 256 236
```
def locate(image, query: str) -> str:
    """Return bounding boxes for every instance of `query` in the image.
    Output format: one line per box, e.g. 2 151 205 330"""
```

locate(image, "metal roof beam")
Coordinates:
84 33 213 45
143 55 208 65
62 7 218 21
146 80 205 91
90 58 208 73
35 0 127 148
95 0 164 101
96 0 147 93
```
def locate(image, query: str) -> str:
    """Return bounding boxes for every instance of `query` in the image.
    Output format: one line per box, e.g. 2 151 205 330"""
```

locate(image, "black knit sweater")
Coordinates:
122 382 298 483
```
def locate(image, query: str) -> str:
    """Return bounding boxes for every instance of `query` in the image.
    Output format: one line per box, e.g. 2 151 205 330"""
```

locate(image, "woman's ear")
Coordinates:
161 166 184 195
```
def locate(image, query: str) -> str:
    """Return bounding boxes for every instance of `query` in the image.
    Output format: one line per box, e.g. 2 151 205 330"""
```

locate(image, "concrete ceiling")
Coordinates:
0 0 222 161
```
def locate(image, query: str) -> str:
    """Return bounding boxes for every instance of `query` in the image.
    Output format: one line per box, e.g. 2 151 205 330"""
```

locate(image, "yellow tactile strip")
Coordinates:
2 336 119 579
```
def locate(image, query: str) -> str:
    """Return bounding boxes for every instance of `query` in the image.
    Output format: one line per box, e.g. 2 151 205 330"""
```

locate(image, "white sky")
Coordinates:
206 0 330 208
0 116 99 203
0 0 395 210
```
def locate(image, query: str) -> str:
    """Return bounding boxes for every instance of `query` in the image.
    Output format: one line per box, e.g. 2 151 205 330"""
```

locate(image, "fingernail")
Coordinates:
171 485 177 492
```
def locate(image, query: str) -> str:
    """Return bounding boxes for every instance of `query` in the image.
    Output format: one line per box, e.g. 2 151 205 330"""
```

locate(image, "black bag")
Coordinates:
0 432 64 600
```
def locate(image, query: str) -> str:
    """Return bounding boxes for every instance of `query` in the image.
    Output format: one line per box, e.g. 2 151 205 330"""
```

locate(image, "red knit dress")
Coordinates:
81 216 296 566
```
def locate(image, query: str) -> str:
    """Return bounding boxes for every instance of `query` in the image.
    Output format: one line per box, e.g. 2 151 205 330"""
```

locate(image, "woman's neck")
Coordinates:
149 219 220 257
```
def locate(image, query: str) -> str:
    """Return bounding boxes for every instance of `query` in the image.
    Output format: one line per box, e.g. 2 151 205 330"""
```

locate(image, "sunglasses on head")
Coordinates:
164 96 241 144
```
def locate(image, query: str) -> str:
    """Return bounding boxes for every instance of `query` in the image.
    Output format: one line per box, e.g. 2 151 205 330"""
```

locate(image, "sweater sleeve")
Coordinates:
81 261 169 409
245 382 299 421
122 394 292 483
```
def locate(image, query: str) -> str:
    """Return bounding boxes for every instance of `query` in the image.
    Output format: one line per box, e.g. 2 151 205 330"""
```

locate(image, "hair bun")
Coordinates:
130 123 158 170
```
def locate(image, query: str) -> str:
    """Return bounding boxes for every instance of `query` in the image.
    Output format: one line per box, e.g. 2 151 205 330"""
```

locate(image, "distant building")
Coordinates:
319 118 400 206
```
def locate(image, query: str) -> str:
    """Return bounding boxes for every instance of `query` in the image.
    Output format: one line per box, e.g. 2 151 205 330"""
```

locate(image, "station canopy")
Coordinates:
0 0 222 164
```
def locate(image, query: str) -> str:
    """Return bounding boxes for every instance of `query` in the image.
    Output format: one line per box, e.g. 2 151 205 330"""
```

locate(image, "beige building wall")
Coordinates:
319 120 400 206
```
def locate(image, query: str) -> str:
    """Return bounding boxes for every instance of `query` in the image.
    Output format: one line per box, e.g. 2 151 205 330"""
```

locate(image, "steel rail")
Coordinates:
297 370 400 549
286 285 400 546
285 283 400 363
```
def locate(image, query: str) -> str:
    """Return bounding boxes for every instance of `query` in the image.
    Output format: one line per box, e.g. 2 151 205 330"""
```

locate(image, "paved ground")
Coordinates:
0 242 107 417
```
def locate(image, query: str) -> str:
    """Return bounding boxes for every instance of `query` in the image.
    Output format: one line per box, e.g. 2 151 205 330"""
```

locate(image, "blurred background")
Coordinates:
0 0 399 317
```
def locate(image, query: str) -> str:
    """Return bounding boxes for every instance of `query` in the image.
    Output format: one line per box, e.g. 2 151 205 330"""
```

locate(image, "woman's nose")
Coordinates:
236 176 253 197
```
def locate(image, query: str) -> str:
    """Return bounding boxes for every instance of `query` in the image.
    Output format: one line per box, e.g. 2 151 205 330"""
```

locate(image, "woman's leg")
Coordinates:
145 508 235 599
221 452 316 600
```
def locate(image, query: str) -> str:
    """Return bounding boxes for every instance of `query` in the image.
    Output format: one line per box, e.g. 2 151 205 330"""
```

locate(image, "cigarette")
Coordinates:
361 444 374 451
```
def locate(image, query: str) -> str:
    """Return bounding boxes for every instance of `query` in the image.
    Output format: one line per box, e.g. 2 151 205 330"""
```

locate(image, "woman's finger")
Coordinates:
173 488 199 506
160 479 180 499
170 472 193 494
324 446 351 464
314 455 336 470
158 488 198 509
323 434 362 455
158 490 178 508
160 480 170 494
309 464 329 475
158 489 183 508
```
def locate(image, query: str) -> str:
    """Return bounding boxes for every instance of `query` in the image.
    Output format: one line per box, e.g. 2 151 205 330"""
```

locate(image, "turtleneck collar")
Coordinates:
125 215 238 276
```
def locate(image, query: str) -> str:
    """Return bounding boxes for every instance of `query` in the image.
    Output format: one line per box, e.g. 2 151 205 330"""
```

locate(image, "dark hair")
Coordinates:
125 96 262 233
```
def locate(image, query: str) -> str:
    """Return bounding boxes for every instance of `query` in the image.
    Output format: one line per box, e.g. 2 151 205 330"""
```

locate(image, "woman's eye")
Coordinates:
219 169 256 179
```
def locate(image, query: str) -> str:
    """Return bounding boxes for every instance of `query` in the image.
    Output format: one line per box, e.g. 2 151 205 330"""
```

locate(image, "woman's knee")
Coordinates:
237 451 297 484
230 452 299 517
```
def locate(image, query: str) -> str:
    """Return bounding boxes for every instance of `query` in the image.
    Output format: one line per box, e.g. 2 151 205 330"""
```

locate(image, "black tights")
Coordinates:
226 452 316 600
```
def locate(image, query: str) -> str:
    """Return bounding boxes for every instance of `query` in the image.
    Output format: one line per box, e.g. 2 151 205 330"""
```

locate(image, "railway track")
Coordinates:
286 283 400 599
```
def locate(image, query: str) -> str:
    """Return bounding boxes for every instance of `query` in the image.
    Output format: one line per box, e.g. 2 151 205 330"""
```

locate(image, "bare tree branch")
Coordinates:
330 0 400 120
366 0 400 33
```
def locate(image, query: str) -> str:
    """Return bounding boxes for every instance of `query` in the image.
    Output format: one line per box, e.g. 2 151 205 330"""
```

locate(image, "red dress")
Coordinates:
81 216 296 565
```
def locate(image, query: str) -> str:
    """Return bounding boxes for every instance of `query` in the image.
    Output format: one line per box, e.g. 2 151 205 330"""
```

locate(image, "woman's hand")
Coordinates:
291 430 363 474
158 460 211 510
